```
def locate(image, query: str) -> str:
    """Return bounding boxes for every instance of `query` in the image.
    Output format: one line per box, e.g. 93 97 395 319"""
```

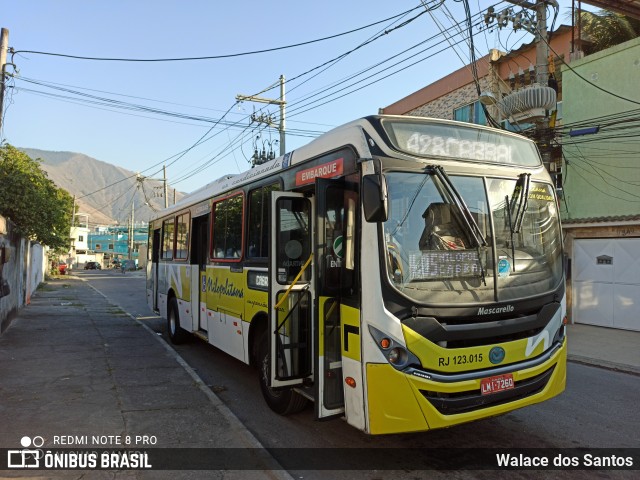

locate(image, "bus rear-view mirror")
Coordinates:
362 174 388 223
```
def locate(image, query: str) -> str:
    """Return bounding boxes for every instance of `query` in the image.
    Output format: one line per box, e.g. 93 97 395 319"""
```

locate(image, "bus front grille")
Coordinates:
419 365 555 415
403 302 560 348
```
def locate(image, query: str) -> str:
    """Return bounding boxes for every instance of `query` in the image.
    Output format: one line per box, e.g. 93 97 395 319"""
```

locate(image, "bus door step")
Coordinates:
294 384 315 402
193 331 208 342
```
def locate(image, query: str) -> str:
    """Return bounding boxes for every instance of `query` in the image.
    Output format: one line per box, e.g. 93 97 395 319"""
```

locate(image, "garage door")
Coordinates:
573 238 640 331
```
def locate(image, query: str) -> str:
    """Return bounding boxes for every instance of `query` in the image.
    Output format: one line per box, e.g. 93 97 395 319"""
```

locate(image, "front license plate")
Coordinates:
480 373 514 395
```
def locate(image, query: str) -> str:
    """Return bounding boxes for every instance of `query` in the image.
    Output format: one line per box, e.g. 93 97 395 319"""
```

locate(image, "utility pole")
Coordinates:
497 1 551 84
236 75 286 157
71 195 76 227
279 75 286 157
534 0 552 171
0 28 9 135
128 200 134 260
163 165 168 209
486 0 556 171
69 195 76 262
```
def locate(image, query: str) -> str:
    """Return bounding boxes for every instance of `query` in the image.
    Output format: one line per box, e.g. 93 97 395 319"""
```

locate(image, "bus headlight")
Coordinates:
368 325 420 370
387 347 408 366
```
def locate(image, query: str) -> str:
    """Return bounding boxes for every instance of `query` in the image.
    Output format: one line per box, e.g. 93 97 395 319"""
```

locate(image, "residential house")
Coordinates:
88 225 148 268
68 213 91 269
560 36 640 332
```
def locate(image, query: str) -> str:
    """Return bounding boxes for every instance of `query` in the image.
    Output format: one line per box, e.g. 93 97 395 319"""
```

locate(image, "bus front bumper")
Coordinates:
365 338 567 435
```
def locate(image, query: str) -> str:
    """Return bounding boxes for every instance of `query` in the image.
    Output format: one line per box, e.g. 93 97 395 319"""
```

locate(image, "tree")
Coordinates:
577 9 640 55
0 145 73 250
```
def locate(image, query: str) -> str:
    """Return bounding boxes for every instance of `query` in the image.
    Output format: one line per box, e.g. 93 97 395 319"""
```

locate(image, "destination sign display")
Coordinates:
408 250 482 280
383 120 541 167
404 133 513 163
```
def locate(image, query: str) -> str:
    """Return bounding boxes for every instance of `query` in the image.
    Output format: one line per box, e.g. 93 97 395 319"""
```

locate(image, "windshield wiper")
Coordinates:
506 173 531 273
509 173 531 234
430 165 487 248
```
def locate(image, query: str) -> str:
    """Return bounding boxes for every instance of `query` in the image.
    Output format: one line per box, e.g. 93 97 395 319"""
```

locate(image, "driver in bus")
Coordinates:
419 202 467 251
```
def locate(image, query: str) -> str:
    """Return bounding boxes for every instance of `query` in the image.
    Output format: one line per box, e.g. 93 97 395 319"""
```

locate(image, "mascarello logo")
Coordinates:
7 436 44 469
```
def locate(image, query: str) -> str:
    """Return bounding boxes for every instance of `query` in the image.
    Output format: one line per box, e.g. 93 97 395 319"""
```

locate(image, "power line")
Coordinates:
567 160 640 203
9 5 425 62
543 30 640 106
284 2 423 98
10 2 505 201
160 3 495 181
287 18 493 118
136 3 457 188
13 76 327 137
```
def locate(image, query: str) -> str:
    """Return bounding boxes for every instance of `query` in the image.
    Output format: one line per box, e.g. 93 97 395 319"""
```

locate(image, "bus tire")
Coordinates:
167 296 188 344
257 332 308 415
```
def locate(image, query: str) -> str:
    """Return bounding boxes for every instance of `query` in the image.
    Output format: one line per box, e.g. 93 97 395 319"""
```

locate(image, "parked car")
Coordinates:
58 262 67 275
121 259 139 271
84 261 102 270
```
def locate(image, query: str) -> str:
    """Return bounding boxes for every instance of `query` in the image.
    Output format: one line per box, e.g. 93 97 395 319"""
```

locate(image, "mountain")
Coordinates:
19 148 183 227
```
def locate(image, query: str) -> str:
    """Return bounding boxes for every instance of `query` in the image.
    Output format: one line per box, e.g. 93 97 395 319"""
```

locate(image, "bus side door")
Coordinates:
148 228 161 312
268 192 314 388
191 214 210 332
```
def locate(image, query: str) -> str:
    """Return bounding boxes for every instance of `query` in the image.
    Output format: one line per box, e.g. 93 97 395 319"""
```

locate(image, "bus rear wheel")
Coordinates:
257 332 308 415
167 297 188 344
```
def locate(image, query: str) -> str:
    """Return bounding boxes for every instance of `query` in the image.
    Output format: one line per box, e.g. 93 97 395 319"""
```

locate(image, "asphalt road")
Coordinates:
77 269 640 479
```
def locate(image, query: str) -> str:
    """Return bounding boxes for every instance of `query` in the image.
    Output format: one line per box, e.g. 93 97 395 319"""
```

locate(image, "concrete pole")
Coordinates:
128 201 134 260
535 0 551 171
163 165 169 209
70 195 76 262
535 1 549 86
0 28 8 134
279 75 286 156
236 77 287 157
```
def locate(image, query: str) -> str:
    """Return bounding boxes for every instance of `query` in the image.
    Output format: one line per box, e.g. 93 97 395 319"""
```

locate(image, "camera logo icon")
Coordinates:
7 436 44 469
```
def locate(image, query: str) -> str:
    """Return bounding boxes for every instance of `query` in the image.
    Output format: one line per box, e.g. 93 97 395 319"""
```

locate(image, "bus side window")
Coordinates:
212 193 244 260
247 183 280 259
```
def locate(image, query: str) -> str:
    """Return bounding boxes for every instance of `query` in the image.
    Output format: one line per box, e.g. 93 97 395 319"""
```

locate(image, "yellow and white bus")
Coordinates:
146 115 566 434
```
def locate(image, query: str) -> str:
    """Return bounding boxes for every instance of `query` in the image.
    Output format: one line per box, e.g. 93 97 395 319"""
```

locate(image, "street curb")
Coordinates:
80 277 295 480
567 354 640 377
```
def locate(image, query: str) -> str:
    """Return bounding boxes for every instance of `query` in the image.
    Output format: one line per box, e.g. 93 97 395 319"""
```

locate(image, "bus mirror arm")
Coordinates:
362 173 388 223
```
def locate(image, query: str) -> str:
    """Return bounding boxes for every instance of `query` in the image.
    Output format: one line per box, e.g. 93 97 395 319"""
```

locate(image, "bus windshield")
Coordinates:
383 171 563 304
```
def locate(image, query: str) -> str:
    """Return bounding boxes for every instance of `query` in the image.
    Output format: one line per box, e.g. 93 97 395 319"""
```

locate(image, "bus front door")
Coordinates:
268 192 314 389
315 178 356 419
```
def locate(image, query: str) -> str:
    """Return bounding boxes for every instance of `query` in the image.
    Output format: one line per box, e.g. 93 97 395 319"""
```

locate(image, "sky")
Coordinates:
2 0 585 194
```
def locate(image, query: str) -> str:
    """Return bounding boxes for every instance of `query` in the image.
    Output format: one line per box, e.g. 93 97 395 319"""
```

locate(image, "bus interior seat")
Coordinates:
418 202 467 251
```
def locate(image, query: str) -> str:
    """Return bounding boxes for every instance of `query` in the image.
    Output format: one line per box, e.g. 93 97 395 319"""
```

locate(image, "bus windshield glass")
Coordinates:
383 172 563 304
382 119 541 166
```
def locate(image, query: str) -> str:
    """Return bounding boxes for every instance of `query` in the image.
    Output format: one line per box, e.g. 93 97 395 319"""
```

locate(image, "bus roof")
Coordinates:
152 117 374 220
151 115 539 221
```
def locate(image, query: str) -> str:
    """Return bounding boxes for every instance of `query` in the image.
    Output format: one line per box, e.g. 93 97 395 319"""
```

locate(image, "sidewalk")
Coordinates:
566 322 640 376
0 276 292 479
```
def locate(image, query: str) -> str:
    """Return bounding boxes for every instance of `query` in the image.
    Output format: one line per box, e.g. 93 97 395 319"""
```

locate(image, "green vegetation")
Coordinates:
0 145 74 250
577 9 640 55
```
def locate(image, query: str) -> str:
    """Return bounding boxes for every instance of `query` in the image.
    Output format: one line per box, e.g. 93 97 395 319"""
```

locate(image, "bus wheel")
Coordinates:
257 332 308 415
167 297 188 344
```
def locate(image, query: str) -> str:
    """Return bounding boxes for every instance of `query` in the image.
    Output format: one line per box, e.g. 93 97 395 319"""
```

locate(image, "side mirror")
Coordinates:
362 173 388 223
